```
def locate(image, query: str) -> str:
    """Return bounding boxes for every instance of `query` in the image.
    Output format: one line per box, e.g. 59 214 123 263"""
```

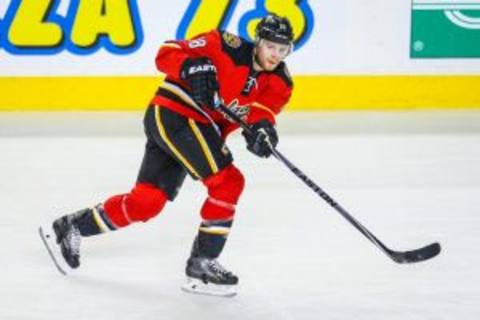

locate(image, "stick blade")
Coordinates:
390 242 441 264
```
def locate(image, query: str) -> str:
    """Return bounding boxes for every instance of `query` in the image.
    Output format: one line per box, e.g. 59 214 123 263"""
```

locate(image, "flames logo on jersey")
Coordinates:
224 99 249 123
241 75 258 95
222 32 242 48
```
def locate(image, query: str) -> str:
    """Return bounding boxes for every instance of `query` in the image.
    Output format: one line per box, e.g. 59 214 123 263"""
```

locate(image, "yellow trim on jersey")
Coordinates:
188 119 219 174
161 43 182 49
199 226 231 236
92 207 108 233
160 82 206 114
251 102 277 119
154 105 201 179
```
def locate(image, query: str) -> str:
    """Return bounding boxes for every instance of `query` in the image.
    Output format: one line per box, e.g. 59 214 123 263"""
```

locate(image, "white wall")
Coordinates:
0 0 479 76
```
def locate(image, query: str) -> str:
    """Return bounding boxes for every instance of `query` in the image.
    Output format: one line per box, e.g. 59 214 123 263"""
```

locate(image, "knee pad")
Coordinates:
104 183 168 227
201 164 245 221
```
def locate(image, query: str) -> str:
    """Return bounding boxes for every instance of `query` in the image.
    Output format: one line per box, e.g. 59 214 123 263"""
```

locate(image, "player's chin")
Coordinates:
264 62 279 71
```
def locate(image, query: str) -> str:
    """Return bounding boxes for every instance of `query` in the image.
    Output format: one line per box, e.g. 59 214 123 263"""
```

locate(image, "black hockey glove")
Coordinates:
242 119 278 158
180 57 219 109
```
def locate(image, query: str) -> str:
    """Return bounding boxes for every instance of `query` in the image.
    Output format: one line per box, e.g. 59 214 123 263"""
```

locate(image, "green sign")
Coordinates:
411 0 480 58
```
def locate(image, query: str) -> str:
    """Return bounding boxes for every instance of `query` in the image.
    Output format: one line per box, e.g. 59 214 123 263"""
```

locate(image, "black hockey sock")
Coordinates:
74 204 118 237
192 220 233 259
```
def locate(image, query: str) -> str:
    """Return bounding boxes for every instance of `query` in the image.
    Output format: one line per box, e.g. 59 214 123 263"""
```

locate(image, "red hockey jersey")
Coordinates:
151 30 293 138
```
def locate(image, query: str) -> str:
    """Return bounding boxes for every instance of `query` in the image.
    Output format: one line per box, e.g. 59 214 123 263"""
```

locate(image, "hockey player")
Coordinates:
40 13 294 297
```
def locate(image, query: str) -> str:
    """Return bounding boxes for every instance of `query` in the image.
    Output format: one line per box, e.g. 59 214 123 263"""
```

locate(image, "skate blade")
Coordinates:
38 225 68 276
181 277 237 297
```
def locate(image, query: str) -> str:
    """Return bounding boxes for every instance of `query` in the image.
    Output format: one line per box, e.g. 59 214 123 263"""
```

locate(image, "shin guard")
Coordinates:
194 165 245 258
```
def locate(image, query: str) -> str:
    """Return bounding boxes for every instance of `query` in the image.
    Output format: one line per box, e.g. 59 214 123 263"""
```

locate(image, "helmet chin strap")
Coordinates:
252 49 267 71
252 40 267 71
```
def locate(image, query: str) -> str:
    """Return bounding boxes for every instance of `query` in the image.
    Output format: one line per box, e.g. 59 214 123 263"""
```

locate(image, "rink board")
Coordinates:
1 75 480 111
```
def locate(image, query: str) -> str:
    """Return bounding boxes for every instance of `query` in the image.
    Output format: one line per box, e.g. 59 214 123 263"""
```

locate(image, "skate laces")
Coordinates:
208 260 232 277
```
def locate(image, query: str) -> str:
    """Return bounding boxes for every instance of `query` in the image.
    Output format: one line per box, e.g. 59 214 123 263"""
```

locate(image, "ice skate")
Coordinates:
181 256 238 297
39 210 84 275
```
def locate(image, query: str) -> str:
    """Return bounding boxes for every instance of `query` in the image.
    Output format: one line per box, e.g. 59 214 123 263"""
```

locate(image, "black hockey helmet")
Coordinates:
255 13 294 46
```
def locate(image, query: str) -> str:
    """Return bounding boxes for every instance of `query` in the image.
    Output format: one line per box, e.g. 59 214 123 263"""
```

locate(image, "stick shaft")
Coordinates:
217 104 393 256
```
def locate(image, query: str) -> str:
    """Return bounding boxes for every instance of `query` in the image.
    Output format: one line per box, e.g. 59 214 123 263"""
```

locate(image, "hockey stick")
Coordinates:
217 103 441 264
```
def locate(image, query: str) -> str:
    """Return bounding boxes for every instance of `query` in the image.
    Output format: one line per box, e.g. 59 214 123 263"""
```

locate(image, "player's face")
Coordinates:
255 39 291 71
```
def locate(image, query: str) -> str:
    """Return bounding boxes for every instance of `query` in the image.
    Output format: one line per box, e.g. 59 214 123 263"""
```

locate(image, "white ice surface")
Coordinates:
0 111 479 320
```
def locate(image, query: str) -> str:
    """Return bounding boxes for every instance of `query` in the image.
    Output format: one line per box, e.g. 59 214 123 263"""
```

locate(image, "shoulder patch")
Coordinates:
219 31 253 66
222 32 242 49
